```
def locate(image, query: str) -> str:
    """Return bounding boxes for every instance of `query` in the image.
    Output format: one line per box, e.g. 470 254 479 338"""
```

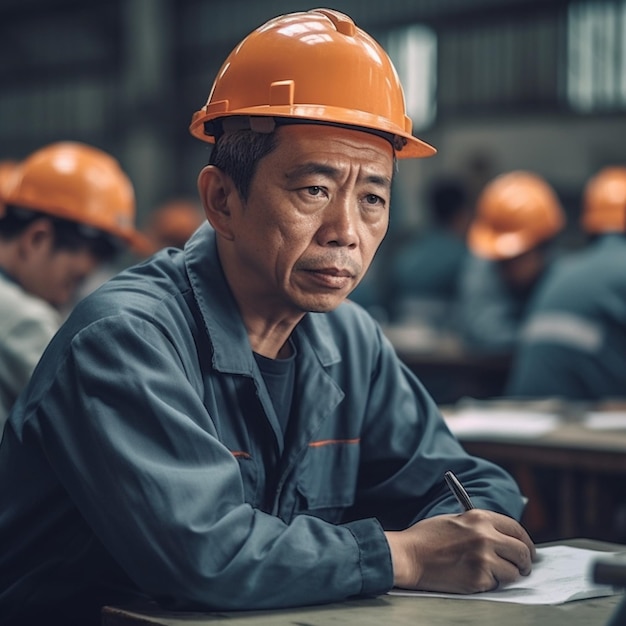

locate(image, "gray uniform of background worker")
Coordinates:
507 166 626 399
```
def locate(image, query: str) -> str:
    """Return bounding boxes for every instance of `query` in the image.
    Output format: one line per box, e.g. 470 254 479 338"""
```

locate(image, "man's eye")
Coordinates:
307 186 324 196
365 194 384 206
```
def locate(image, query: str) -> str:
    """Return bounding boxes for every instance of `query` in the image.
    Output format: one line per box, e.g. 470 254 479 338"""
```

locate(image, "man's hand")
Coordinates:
384 509 536 593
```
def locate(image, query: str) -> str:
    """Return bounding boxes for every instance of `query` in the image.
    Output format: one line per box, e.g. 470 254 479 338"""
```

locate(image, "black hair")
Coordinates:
0 205 121 262
209 129 278 200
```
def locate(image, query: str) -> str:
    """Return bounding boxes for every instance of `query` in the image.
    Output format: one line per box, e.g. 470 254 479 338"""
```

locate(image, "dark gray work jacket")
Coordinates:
0 223 524 625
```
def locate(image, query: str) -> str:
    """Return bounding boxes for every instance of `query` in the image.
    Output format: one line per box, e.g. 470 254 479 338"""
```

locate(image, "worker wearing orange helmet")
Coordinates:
0 160 18 213
0 142 144 427
507 166 626 399
0 11 532 624
141 197 205 255
459 171 565 354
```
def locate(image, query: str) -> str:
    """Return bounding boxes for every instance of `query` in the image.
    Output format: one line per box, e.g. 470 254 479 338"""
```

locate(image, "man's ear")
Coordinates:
197 165 239 241
17 218 55 260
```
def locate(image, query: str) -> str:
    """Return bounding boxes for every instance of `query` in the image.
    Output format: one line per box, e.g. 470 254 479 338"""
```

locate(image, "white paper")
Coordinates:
443 409 560 440
389 546 620 605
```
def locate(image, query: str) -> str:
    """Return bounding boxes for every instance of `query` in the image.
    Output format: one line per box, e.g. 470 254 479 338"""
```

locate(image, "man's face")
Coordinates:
32 249 100 308
218 124 393 317
17 221 101 308
498 248 546 292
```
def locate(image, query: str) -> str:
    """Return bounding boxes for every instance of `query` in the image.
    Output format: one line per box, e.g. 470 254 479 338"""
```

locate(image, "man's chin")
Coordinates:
299 293 347 314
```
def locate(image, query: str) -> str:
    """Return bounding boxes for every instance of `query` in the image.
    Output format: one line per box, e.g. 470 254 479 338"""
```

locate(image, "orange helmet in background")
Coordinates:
468 171 565 261
0 160 19 216
142 198 205 256
581 166 626 233
189 8 436 159
4 142 147 252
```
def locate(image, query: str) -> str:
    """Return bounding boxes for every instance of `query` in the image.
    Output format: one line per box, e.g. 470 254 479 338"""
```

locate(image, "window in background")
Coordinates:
567 0 626 112
384 24 437 131
434 9 563 116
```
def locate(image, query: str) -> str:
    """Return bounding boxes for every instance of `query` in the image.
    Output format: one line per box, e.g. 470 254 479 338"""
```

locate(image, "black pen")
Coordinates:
444 470 475 511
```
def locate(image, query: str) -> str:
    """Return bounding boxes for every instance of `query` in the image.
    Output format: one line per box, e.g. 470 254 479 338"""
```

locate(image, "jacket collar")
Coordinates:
184 223 341 374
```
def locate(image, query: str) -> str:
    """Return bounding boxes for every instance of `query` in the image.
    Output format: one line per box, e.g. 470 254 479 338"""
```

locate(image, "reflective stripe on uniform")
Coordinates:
521 312 603 353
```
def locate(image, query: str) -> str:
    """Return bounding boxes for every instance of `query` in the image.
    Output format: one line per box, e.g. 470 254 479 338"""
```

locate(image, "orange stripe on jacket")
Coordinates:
308 438 360 448
231 451 251 459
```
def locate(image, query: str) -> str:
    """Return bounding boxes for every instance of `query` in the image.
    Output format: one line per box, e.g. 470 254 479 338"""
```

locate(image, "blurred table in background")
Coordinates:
383 323 512 404
442 399 626 543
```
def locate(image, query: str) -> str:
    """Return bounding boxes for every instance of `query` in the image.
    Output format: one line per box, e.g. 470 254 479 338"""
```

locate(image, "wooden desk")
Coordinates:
444 404 626 541
101 540 623 626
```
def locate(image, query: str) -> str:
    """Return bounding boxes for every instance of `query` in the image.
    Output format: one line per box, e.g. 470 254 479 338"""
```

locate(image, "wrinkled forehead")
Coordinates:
272 123 395 175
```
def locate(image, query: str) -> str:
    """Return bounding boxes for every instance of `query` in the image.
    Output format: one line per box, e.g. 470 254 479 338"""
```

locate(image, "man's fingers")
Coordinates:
489 511 536 560
491 557 525 587
460 509 535 576
495 541 533 576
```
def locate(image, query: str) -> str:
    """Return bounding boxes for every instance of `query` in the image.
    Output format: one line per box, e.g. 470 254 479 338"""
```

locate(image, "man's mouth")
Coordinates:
304 267 356 289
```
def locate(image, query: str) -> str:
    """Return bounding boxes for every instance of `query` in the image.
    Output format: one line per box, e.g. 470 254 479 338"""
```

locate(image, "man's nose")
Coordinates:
317 196 359 248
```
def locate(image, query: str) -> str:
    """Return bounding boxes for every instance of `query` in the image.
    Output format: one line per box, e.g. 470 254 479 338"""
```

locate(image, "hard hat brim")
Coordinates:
190 111 436 159
468 222 532 260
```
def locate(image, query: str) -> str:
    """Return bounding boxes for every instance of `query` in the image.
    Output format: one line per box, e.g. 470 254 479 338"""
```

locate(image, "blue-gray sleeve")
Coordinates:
31 316 391 611
348 326 526 527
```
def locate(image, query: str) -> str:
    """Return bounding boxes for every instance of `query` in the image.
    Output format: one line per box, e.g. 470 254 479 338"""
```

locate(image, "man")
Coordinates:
507 166 626 399
0 142 144 428
0 160 18 200
72 197 204 304
142 197 205 254
389 176 472 326
459 171 565 354
0 10 534 625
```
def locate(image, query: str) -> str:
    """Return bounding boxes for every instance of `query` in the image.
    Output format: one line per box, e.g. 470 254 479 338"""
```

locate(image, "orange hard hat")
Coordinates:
4 142 147 252
581 166 626 233
468 171 565 260
189 8 436 159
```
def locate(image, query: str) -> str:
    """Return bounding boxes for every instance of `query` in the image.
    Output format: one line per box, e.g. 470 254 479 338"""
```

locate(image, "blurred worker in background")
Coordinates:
0 141 144 429
507 166 626 400
0 10 533 625
0 161 18 202
73 197 205 302
458 171 565 354
142 197 205 254
389 176 472 328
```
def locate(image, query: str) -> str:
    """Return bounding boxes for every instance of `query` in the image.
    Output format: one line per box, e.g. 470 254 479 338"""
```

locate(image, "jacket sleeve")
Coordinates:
346 323 526 529
31 315 393 611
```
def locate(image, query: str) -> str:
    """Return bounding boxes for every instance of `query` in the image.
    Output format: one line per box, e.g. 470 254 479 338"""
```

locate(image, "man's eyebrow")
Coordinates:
365 173 393 190
285 162 392 189
285 162 341 180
